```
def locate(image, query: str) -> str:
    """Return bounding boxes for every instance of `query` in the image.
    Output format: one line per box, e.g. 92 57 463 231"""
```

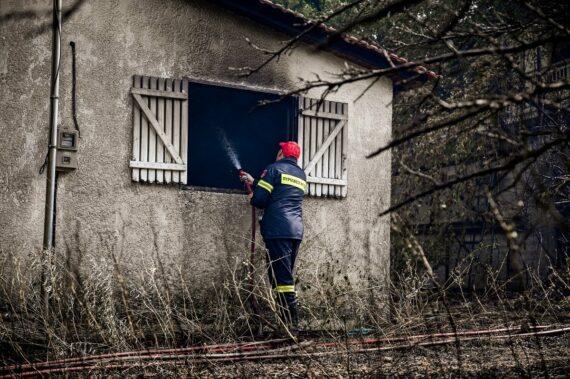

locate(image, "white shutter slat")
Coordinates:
297 97 304 167
298 97 348 198
341 102 348 197
328 101 336 195
322 101 330 196
129 161 186 170
140 76 150 182
309 99 317 196
131 87 187 99
307 177 347 185
180 79 189 185
335 103 343 197
316 101 323 197
148 77 157 183
164 79 173 184
132 75 141 182
130 75 188 184
301 109 347 120
156 77 165 183
172 79 182 184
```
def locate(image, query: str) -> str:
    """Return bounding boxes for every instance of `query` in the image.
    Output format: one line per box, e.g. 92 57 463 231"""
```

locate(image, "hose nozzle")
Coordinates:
238 169 253 194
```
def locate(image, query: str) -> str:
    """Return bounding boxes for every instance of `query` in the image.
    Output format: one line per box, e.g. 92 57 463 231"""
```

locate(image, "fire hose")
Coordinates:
2 325 568 377
239 170 262 333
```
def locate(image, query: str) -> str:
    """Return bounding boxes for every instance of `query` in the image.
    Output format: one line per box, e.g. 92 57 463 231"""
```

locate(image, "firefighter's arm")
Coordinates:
250 168 277 209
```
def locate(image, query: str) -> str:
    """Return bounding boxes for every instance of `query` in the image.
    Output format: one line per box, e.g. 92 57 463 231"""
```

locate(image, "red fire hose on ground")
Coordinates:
2 325 568 377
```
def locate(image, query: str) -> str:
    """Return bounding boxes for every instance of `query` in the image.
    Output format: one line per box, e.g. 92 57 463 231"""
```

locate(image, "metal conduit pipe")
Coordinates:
41 0 62 324
43 0 62 251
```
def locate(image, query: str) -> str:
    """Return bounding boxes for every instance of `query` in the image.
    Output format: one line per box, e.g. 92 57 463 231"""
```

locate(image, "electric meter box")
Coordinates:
56 130 79 171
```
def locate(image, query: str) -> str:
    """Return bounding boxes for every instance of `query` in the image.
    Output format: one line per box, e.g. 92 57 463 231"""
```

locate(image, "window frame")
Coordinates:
182 77 299 193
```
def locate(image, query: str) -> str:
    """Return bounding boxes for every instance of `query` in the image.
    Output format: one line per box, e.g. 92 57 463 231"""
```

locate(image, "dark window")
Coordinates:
187 82 297 191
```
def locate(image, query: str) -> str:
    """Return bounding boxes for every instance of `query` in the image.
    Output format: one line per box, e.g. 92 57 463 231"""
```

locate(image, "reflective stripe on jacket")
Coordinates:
250 157 307 240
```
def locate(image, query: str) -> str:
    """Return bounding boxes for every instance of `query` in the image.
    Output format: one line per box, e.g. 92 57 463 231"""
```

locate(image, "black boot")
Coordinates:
289 302 299 330
275 293 292 327
282 293 300 332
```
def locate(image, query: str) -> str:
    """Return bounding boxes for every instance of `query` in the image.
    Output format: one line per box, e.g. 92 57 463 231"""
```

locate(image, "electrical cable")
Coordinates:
39 151 49 174
69 41 80 136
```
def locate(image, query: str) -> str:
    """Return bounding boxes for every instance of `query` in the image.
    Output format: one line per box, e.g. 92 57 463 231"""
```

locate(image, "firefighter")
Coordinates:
239 141 306 330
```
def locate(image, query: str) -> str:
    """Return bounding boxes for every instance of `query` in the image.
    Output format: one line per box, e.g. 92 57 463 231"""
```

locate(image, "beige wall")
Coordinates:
0 0 392 305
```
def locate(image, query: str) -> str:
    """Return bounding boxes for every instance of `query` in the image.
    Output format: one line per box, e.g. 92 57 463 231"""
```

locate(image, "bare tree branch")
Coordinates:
379 135 568 216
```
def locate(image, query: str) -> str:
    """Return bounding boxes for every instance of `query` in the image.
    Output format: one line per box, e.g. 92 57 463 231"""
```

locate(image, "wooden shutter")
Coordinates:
130 75 188 184
298 97 348 197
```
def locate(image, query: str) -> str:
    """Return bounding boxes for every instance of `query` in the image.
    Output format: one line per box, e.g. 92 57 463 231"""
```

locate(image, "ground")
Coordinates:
74 335 569 378
2 290 568 377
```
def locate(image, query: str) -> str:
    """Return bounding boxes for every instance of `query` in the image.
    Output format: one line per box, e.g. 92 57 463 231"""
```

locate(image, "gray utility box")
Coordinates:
56 130 79 171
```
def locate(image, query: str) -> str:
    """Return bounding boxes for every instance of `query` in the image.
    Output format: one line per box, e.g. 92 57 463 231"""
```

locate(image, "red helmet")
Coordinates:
279 141 301 159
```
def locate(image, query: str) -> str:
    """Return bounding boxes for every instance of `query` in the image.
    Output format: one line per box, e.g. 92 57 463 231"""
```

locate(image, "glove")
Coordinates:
239 171 254 185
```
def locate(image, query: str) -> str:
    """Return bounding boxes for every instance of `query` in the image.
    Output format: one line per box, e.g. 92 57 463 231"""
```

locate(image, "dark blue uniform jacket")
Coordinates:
250 157 307 240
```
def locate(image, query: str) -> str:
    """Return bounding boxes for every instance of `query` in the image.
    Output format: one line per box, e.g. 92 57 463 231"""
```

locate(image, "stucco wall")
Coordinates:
0 0 392 308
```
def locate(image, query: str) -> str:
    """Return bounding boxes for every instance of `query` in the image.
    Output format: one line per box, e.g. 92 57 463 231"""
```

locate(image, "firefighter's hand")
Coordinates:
239 171 254 185
248 192 253 200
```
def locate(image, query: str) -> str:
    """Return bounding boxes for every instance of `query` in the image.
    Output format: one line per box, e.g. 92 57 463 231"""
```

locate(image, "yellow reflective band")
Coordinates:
281 174 307 192
275 284 295 293
257 179 274 193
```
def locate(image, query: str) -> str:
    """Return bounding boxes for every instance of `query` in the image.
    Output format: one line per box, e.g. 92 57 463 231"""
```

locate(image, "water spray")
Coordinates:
217 128 251 193
217 128 241 171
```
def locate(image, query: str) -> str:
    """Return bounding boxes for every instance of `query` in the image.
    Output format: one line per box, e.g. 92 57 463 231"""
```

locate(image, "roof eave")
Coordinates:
213 0 437 88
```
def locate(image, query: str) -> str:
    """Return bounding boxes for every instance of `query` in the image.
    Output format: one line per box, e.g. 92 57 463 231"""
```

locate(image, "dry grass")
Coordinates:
0 242 568 377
